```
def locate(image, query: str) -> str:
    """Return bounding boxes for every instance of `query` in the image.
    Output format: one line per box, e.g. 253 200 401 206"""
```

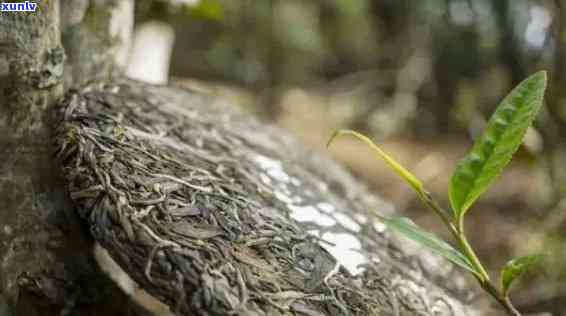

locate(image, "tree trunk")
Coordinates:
60 0 133 87
0 1 139 315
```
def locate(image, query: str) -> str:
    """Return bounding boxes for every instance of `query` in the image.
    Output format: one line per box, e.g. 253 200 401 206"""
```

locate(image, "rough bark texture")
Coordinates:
61 0 133 87
0 1 138 315
53 78 492 316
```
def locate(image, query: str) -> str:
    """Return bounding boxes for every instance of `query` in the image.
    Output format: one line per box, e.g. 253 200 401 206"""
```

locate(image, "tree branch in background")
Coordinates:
61 0 134 87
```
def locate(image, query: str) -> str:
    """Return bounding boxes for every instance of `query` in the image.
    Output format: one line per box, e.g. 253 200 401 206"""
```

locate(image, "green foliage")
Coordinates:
501 254 544 296
379 217 476 273
327 130 425 197
328 71 548 315
449 71 547 220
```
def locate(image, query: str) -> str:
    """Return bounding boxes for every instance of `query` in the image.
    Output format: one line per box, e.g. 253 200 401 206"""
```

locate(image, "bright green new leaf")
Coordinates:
327 130 425 197
378 216 478 274
500 254 544 296
449 71 547 218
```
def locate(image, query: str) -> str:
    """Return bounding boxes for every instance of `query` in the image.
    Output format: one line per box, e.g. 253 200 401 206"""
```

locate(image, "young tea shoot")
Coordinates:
327 71 548 316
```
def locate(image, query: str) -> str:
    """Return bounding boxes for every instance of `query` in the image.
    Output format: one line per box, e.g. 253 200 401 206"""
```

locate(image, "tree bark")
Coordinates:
0 1 138 315
61 0 134 87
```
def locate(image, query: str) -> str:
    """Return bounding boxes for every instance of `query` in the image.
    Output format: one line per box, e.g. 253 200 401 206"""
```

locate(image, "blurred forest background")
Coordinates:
131 0 566 314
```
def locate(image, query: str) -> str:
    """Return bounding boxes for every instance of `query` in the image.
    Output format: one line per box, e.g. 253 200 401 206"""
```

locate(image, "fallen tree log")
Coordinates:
53 78 491 316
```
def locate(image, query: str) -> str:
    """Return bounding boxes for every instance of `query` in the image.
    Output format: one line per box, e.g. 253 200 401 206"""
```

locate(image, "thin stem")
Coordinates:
419 191 489 280
456 230 490 281
419 191 459 238
419 191 488 280
482 281 522 316
502 296 522 316
418 192 522 316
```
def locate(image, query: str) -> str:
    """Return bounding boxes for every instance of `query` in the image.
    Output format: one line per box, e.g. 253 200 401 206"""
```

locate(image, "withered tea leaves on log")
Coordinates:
53 80 480 315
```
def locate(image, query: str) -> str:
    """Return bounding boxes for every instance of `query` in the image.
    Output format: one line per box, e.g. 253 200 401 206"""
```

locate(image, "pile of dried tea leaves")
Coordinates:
53 79 483 316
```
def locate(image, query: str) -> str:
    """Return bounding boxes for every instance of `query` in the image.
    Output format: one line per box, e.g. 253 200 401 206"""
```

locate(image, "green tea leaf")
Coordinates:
327 130 425 197
379 216 478 274
500 254 544 296
449 71 547 218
